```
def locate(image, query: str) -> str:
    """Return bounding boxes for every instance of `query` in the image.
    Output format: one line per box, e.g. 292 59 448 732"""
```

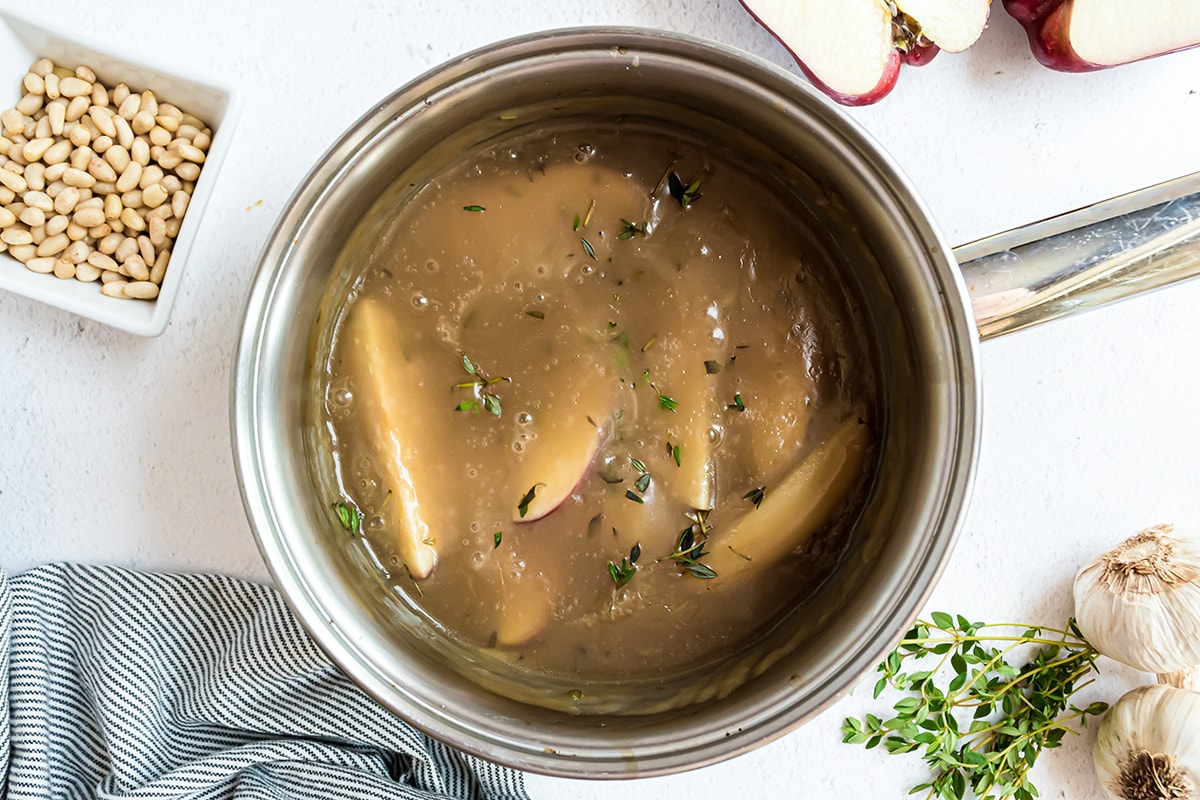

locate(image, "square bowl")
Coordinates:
0 5 241 336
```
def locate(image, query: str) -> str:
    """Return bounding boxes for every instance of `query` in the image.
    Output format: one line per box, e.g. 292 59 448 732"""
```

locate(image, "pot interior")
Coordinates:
234 29 979 777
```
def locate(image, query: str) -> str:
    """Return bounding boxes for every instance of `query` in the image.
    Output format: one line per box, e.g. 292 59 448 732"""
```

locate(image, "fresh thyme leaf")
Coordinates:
462 204 486 212
641 336 657 352
842 617 1106 800
516 484 541 518
581 237 596 260
582 198 595 228
640 368 650 384
481 393 502 417
624 489 644 504
653 160 678 197
629 456 647 473
686 562 717 579
657 392 678 412
667 172 703 209
608 321 618 329
608 554 636 588
493 530 502 548
618 218 647 240
461 353 476 375
704 360 722 374
728 544 752 561
572 212 581 231
630 541 641 564
333 501 364 537
743 486 765 509
454 399 478 413
634 472 651 494
727 393 745 412
526 309 546 319
672 443 681 466
670 513 717 579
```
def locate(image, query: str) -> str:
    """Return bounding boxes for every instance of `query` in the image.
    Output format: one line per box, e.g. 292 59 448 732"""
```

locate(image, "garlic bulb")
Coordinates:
1074 524 1200 683
1094 684 1200 800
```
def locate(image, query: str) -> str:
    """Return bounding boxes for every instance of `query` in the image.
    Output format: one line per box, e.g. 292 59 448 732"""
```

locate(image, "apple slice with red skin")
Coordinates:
1004 0 1200 71
739 0 991 105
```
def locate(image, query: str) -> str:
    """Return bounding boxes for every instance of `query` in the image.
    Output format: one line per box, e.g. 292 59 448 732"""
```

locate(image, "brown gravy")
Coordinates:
319 123 878 687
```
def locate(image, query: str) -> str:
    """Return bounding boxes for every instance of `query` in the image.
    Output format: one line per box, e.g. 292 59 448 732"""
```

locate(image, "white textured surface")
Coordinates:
2 1 1199 797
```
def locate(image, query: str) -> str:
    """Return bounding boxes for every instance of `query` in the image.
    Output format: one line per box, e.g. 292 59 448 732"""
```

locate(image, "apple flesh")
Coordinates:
1005 0 1200 71
739 0 991 105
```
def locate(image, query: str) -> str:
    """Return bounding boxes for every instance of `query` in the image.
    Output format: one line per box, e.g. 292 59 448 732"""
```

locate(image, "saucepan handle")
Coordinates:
954 171 1200 341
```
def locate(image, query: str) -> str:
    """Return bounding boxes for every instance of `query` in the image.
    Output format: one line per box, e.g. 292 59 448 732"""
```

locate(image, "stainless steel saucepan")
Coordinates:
231 28 1200 778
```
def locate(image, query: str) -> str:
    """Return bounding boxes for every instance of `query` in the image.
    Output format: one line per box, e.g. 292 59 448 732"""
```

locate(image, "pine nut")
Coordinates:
43 139 72 165
100 269 123 284
175 162 200 182
59 77 91 98
86 156 116 183
148 125 171 147
26 256 55 274
114 115 133 149
132 111 155 135
123 253 149 280
89 106 116 137
119 207 146 232
22 137 53 161
101 280 126 298
87 251 117 271
24 163 45 191
111 83 130 105
54 186 80 215
68 124 91 148
1 226 32 245
149 215 167 247
91 181 115 196
69 144 92 170
91 135 111 154
48 101 67 135
98 232 122 254
24 190 53 212
91 83 108 108
66 222 88 242
53 258 76 280
23 73 44 95
64 239 89 264
124 280 158 299
44 73 60 100
0 207 14 226
115 236 138 263
118 94 140 120
36 232 69 256
19 207 45 227
30 59 53 78
131 138 149 167
0 169 27 192
45 165 67 184
164 217 180 238
116 161 141 192
16 93 43 116
157 152 184 170
105 144 130 173
150 249 170 284
45 214 69 236
88 223 112 239
73 206 106 228
76 262 101 282
8 243 36 262
0 187 12 205
192 131 212 152
66 95 90 123
137 234 155 265
62 168 95 189
142 183 168 209
104 193 122 220
121 189 143 209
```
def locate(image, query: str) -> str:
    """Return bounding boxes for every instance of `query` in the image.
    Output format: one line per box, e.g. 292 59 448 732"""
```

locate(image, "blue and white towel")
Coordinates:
0 564 529 800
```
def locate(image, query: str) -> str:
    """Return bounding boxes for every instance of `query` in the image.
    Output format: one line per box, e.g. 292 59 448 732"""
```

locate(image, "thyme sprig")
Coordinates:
670 510 718 579
667 172 702 209
453 352 510 417
333 501 364 537
618 218 648 239
842 616 1107 800
608 541 641 588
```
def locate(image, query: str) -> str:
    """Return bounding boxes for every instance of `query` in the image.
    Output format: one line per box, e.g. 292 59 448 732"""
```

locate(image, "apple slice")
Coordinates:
1004 0 1200 71
706 416 872 583
511 420 602 523
342 298 440 581
739 0 992 105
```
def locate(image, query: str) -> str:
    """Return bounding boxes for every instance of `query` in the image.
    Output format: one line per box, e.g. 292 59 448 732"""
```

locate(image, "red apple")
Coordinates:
739 0 992 105
1005 0 1200 71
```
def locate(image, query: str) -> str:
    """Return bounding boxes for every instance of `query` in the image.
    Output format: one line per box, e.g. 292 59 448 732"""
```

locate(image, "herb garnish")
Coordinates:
525 310 545 319
666 441 681 466
842 617 1106 800
624 489 645 504
670 511 718 579
727 392 745 412
581 237 596 260
641 336 657 352
572 213 580 231
462 204 486 212
453 352 510 417
618 218 648 239
516 483 542 519
634 472 652 494
653 160 678 197
743 486 765 509
667 172 702 209
333 501 364 537
493 530 503 549
630 456 647 473
657 391 678 412
582 198 596 228
608 541 641 588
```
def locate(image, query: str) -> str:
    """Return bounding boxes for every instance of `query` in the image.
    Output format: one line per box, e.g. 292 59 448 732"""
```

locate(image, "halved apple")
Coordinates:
740 0 992 105
1005 0 1200 71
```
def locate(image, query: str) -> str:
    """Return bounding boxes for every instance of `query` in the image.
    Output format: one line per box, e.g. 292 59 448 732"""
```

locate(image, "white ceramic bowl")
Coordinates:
0 6 241 336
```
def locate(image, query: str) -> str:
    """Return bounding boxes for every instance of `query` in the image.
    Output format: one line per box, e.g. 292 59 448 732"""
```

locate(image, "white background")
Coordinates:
2 1 1199 797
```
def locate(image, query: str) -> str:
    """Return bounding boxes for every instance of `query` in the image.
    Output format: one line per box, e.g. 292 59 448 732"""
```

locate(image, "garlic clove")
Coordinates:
1094 683 1200 800
1074 524 1200 676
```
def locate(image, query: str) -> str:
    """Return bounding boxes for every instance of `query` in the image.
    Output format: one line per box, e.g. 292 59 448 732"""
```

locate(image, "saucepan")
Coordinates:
231 28 1200 778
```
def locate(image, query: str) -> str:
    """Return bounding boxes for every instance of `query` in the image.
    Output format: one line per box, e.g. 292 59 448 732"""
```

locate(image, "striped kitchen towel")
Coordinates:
0 563 529 800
